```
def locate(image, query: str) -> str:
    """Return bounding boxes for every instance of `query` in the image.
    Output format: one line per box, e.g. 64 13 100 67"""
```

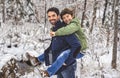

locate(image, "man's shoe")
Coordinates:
25 53 41 66
40 70 50 77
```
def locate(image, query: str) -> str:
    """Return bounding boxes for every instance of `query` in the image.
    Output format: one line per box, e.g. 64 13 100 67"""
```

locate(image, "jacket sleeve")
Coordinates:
55 21 80 36
64 34 81 65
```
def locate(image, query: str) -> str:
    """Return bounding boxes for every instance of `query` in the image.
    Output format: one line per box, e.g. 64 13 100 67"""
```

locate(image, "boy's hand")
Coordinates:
63 63 67 66
50 31 56 37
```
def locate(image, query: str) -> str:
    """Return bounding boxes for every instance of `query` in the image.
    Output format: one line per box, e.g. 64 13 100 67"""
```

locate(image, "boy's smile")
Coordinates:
62 14 73 24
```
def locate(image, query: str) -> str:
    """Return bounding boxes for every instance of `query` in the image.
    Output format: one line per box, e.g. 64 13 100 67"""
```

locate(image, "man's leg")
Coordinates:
41 50 84 77
46 49 70 76
46 51 84 76
57 73 63 78
60 62 77 78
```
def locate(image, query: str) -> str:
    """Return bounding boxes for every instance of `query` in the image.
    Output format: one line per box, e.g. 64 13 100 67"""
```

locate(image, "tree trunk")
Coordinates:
44 0 47 33
102 0 108 25
2 0 5 23
90 0 97 33
111 0 115 26
81 0 87 27
111 0 119 69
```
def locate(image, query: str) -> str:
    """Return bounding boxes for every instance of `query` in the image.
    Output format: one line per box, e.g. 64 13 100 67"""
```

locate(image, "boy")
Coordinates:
51 8 87 51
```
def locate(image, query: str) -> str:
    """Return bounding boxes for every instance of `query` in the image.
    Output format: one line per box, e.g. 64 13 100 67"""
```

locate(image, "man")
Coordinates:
26 7 82 78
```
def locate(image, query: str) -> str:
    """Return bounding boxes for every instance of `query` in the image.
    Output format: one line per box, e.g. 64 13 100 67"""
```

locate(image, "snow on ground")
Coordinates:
0 23 120 78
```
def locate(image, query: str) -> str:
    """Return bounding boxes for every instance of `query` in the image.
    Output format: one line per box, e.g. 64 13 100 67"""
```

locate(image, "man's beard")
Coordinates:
49 20 57 25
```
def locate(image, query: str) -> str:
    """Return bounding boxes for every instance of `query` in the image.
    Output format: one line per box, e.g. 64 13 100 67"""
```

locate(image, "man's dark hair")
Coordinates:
60 8 74 19
47 7 60 15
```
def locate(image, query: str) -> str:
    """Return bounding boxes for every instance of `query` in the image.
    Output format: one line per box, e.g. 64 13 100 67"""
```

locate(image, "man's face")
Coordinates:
62 14 73 24
47 11 60 25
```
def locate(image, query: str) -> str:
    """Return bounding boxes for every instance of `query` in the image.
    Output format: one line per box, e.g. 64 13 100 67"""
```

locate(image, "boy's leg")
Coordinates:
76 53 84 59
46 49 71 76
37 53 45 62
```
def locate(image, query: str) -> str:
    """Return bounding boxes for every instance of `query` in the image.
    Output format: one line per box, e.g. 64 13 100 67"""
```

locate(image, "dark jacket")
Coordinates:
44 20 81 66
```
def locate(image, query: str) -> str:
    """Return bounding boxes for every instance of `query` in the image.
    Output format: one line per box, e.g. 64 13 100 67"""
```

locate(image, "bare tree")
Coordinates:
81 0 87 27
90 0 98 33
102 0 108 25
111 0 119 69
44 0 47 28
2 0 5 23
111 0 115 26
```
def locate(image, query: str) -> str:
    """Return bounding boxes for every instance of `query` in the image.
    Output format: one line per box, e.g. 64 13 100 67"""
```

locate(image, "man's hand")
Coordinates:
50 31 56 37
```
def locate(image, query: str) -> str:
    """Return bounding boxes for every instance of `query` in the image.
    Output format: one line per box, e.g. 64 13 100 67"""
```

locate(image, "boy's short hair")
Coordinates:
60 8 74 19
47 7 60 15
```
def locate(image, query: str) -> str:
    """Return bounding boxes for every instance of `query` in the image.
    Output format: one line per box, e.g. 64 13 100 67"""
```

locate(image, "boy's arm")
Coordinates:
55 21 80 36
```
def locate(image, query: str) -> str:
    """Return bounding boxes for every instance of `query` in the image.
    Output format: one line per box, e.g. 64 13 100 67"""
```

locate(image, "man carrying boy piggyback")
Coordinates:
26 7 87 78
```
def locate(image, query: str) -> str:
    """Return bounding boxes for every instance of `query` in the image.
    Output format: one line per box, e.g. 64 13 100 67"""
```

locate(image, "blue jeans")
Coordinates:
57 62 77 78
37 53 45 62
37 49 84 76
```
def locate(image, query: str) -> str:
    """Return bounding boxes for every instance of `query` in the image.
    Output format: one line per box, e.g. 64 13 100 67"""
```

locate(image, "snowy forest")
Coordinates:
0 0 120 78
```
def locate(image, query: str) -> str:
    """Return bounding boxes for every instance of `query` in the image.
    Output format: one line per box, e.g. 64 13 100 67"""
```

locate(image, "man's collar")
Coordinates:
52 20 64 31
55 20 62 26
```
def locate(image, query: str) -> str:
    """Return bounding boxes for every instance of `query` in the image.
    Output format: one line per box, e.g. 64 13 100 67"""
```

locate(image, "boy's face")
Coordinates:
62 14 73 24
47 11 60 25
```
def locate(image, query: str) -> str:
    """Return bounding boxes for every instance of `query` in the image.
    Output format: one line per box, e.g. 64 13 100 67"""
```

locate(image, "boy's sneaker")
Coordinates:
25 52 41 66
40 70 50 77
